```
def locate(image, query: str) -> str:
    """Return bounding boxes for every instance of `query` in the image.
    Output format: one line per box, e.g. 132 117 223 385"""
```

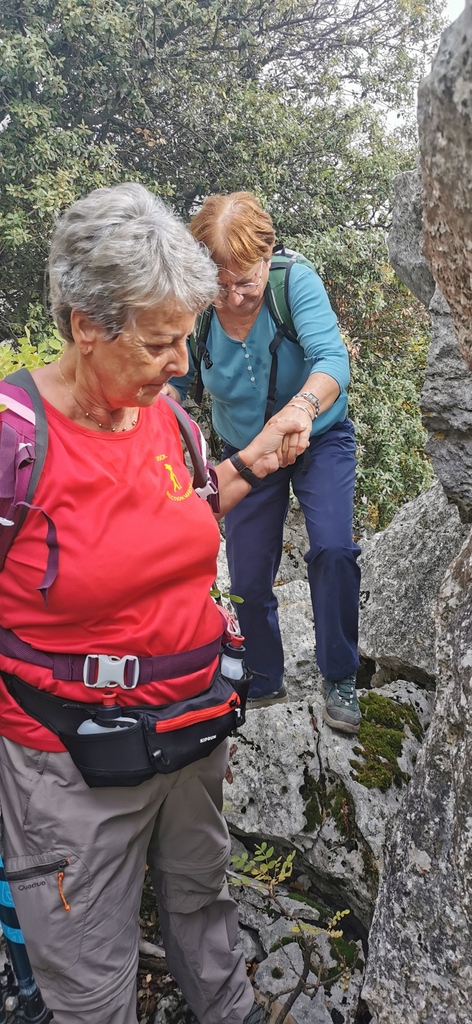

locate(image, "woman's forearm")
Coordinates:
213 408 311 518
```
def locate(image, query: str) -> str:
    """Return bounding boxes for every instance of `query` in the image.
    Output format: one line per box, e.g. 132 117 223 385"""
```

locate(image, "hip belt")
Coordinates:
3 668 250 790
0 623 223 688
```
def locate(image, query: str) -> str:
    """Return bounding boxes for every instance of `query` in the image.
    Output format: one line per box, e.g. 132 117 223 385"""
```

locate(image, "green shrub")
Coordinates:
286 230 434 532
349 342 433 533
0 322 62 378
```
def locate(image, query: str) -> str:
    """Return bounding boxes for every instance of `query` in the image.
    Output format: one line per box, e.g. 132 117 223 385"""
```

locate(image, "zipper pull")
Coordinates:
57 859 71 912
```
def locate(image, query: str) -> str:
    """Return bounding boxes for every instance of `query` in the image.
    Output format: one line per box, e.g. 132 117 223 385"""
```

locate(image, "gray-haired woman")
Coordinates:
0 183 309 1024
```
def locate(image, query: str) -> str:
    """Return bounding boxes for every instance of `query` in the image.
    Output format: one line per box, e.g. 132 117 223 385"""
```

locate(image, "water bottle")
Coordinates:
220 635 246 681
77 693 136 734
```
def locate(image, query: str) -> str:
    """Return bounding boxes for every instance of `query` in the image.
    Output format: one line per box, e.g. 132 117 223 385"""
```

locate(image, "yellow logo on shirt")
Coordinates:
155 455 192 501
164 463 182 492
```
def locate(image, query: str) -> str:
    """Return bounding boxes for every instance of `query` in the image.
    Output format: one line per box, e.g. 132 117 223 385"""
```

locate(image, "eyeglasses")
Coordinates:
218 258 266 298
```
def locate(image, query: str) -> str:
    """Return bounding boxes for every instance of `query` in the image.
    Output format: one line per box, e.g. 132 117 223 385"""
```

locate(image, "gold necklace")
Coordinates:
58 362 137 432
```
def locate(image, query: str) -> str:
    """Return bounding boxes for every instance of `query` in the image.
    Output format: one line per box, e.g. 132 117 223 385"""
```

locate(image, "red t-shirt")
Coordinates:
0 395 222 751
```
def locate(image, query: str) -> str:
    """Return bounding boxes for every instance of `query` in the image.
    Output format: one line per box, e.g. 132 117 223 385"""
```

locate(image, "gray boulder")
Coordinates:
418 3 472 520
387 161 472 524
362 4 472 1019
358 481 469 683
362 530 472 1023
420 289 472 522
224 683 432 931
387 169 435 308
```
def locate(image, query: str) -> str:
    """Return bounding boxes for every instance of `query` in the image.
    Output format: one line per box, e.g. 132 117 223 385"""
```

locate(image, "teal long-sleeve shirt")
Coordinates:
170 262 350 450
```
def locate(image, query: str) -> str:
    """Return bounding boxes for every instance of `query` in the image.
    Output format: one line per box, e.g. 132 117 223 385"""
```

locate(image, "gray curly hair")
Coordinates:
49 183 219 343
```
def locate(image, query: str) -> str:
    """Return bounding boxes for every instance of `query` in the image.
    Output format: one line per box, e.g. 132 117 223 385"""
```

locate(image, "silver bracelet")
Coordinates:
294 392 321 419
287 402 314 420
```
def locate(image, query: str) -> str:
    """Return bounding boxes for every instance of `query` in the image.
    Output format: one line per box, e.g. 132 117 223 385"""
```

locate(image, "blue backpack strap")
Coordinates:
161 394 219 512
0 369 58 600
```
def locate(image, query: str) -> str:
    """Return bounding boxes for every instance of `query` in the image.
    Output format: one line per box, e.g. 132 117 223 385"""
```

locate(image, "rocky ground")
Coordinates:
133 479 468 1024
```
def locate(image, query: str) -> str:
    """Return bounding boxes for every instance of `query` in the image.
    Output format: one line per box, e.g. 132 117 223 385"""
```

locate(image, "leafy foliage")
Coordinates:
0 325 62 376
350 343 433 533
0 0 444 526
286 228 434 531
1 0 444 337
232 843 296 898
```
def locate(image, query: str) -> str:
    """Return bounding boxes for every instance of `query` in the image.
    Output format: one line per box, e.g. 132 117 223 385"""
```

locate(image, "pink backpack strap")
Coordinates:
161 395 220 512
0 369 58 601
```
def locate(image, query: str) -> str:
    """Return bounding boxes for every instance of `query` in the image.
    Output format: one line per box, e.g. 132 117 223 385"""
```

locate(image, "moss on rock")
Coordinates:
349 692 423 791
330 782 357 842
300 771 325 832
360 691 423 740
300 772 358 841
361 843 380 891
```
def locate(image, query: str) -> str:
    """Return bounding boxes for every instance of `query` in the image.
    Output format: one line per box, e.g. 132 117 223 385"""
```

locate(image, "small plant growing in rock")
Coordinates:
230 845 356 1024
232 843 296 899
210 584 244 611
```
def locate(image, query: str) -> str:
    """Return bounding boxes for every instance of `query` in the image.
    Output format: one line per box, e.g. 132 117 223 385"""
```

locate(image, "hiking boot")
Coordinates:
246 685 288 710
322 676 361 734
243 1003 264 1024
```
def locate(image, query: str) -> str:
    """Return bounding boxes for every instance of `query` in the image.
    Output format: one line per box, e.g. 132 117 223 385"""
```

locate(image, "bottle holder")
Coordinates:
59 671 249 788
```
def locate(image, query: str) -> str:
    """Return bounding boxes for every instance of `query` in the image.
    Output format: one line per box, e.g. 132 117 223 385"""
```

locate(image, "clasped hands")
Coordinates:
243 405 311 478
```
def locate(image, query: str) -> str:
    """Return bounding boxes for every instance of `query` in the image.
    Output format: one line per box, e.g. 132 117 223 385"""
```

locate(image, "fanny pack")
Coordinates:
4 667 250 788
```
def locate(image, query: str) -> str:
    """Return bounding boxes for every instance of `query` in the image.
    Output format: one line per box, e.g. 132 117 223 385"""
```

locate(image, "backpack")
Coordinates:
190 243 318 421
0 368 218 600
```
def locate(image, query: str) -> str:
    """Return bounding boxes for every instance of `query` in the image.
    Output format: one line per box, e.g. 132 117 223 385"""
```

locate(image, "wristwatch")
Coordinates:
230 452 262 488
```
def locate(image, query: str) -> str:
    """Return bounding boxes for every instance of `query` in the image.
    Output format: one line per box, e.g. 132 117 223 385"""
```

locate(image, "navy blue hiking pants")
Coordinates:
223 418 361 699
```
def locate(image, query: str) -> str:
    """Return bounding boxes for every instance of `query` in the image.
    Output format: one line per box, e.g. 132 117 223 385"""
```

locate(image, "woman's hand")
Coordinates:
241 407 311 476
214 408 311 518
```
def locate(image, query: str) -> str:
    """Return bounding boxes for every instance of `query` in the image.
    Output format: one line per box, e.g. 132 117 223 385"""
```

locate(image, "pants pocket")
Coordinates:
5 851 91 973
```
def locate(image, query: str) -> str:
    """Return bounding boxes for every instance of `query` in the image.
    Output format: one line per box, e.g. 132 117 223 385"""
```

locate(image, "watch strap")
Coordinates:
230 452 262 488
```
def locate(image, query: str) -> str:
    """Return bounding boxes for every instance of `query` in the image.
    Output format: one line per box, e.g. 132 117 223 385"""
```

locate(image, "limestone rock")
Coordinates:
224 680 431 930
387 160 472 521
230 873 363 1024
275 578 320 702
361 6 472 1019
253 939 364 1024
419 4 472 372
387 169 435 307
420 302 472 522
276 503 310 585
362 531 472 1023
358 481 468 682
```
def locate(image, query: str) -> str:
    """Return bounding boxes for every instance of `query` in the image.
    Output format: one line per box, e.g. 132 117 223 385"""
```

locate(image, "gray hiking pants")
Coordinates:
0 735 254 1024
